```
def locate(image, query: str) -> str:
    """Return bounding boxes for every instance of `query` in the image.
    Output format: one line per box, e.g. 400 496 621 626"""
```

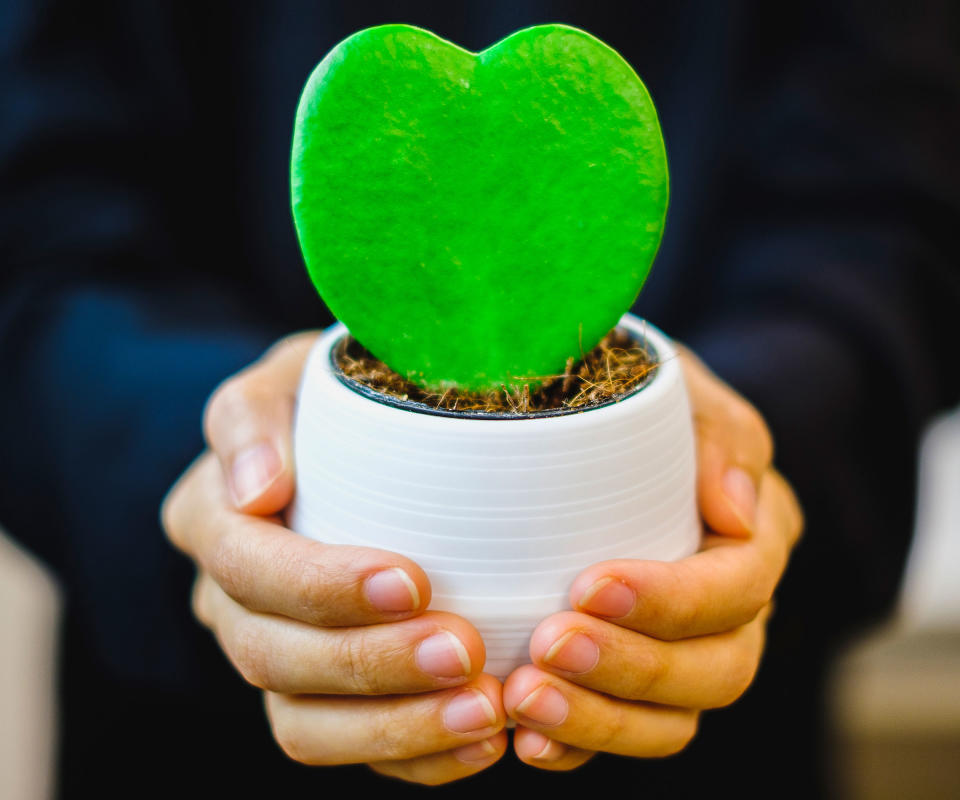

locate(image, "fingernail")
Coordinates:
578 577 635 618
416 631 471 678
515 684 568 727
453 737 498 764
444 689 498 734
230 442 282 507
364 568 420 612
543 631 599 674
723 466 757 531
527 732 565 762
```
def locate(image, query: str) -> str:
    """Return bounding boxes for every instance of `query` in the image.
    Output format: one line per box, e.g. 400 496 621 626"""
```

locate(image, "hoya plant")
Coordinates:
291 24 668 392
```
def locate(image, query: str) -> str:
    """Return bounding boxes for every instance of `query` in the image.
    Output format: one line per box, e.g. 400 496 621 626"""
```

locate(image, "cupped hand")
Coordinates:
161 333 507 785
505 346 804 770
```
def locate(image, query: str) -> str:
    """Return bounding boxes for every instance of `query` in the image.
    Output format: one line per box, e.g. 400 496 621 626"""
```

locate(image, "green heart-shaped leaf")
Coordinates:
292 24 668 390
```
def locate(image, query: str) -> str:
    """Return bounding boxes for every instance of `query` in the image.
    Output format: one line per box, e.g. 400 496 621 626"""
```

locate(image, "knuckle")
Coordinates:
270 712 312 765
333 635 386 694
159 468 198 550
668 580 708 636
413 764 461 786
729 400 773 466
673 599 704 638
627 646 668 700
741 587 775 631
739 558 777 622
203 373 262 446
758 566 780 610
724 395 754 430
657 564 703 638
754 419 774 466
746 579 775 620
230 622 275 690
664 713 700 756
779 477 805 544
159 486 183 547
365 707 407 760
592 704 628 753
291 558 332 622
160 454 214 555
371 758 448 786
207 527 251 601
203 375 240 441
190 576 211 626
790 504 805 544
269 549 339 625
716 649 759 708
369 763 417 785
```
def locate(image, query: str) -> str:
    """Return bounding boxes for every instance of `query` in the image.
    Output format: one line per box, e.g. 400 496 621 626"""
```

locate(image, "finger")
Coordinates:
265 674 505 765
369 731 508 786
193 573 484 694
530 607 771 708
203 332 318 514
570 469 802 639
678 346 774 537
164 454 431 626
504 666 698 757
513 727 596 771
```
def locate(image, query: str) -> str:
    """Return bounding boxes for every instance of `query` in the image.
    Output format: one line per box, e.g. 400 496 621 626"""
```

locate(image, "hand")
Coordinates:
161 333 508 785
503 346 804 769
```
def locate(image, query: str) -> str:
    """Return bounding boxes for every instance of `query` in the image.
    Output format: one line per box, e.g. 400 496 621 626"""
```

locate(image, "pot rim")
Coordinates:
328 315 663 421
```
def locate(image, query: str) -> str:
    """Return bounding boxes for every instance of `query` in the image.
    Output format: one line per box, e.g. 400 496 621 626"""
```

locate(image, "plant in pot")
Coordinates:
286 23 700 679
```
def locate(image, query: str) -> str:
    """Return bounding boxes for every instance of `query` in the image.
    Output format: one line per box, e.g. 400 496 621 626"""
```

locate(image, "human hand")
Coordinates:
504 346 804 769
161 333 507 785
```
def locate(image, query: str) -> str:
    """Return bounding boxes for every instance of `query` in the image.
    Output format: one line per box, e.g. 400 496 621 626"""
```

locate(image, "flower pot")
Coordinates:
287 313 700 678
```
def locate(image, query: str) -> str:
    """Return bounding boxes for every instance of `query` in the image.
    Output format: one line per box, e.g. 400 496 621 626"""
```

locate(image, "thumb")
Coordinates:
677 345 774 538
203 332 318 515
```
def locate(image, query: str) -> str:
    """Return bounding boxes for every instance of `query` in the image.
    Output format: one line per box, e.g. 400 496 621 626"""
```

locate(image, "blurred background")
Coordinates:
2 404 958 799
2 1 958 797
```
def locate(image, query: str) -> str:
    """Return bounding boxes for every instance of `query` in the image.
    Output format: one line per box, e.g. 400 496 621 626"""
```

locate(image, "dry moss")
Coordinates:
334 326 658 414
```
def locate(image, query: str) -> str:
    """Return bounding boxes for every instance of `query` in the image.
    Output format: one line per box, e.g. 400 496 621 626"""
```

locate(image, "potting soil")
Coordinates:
334 326 659 414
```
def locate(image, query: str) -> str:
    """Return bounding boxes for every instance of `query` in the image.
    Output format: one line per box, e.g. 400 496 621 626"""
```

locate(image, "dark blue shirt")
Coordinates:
1 1 959 797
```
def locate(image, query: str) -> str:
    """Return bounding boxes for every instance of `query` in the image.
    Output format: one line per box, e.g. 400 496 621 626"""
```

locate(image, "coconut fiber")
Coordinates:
334 326 659 415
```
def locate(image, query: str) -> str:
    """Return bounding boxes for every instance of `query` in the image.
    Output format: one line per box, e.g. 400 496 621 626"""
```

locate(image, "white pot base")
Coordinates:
288 314 700 679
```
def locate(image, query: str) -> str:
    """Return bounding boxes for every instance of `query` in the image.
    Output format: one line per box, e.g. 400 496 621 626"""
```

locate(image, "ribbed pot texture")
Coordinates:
288 314 700 678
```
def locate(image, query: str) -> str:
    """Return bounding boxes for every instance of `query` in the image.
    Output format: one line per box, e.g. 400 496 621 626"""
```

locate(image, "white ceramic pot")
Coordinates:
288 313 700 678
